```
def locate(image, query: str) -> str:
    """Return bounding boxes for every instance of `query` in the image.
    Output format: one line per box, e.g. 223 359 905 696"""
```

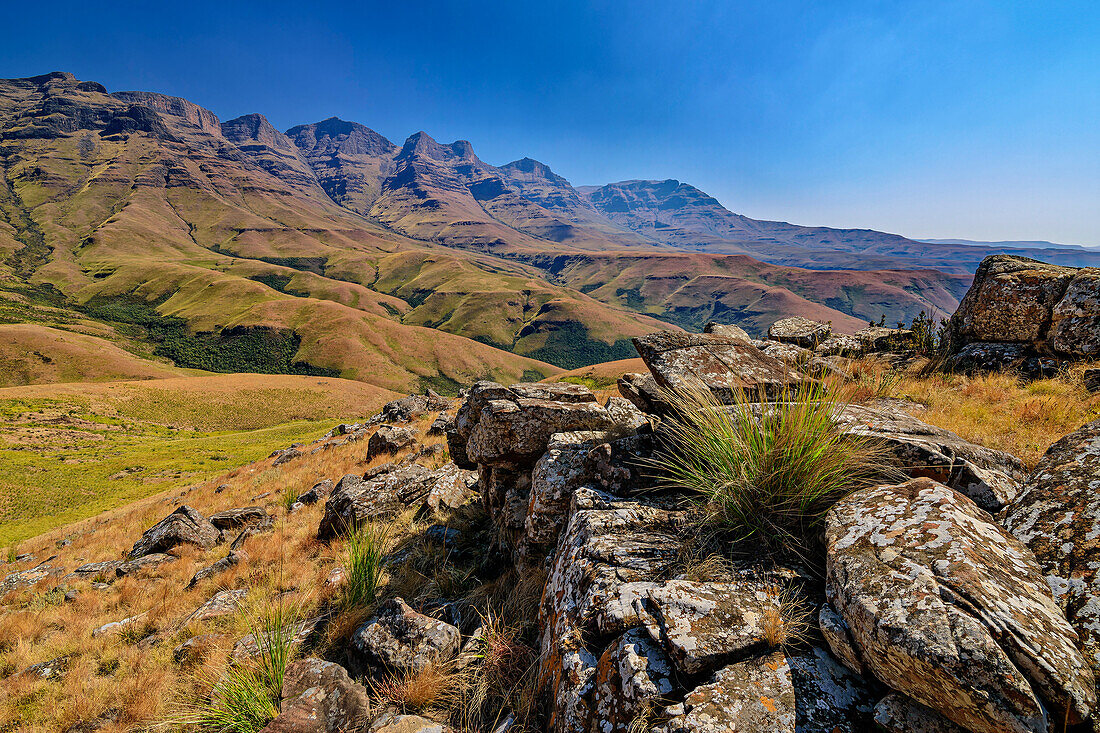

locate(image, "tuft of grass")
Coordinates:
340 522 390 609
371 659 467 712
172 600 298 732
278 486 298 512
760 584 812 650
649 384 898 555
5 546 15 563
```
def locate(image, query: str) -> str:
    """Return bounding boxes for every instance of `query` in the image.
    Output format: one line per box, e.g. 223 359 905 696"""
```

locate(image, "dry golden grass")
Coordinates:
846 358 1100 468
371 659 467 712
0 412 448 732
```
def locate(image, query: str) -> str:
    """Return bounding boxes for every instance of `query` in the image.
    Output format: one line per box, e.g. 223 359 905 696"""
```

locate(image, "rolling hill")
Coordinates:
0 71 1055 390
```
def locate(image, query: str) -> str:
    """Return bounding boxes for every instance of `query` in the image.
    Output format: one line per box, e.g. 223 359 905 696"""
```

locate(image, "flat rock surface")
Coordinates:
825 478 1095 733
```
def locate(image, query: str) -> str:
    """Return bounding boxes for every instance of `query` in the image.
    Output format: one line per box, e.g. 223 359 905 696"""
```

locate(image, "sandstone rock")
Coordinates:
128 505 220 558
382 394 429 423
951 255 1076 346
816 333 863 357
1003 418 1100 676
369 712 452 733
943 342 1061 378
427 412 451 436
186 551 244 589
183 588 248 625
825 478 1096 733
616 372 670 415
702 321 751 342
229 522 274 551
785 645 878 732
759 340 813 365
591 628 674 733
261 658 371 733
656 651 795 733
296 479 334 505
351 597 460 673
633 331 808 404
17 655 70 680
457 382 614 466
874 693 968 733
835 402 1026 512
115 552 176 577
367 424 417 459
817 604 864 675
208 506 270 531
856 326 914 351
1052 269 1100 356
538 491 682 733
642 579 778 676
769 316 831 348
425 463 477 512
317 465 438 540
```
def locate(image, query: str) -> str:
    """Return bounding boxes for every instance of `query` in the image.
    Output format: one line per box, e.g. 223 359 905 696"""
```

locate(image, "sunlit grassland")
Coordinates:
0 375 396 545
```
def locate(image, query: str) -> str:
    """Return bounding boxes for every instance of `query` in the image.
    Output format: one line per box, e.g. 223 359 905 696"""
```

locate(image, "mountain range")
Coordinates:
3 71 1096 391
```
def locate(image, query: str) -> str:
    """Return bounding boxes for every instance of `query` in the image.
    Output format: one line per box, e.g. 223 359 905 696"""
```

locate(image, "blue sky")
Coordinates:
4 0 1098 244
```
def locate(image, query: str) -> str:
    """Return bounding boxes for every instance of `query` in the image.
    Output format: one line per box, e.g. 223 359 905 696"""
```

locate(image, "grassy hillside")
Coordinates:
0 374 396 544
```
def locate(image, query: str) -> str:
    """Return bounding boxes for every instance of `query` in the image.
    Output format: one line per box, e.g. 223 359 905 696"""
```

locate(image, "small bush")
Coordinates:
649 384 898 556
340 522 389 609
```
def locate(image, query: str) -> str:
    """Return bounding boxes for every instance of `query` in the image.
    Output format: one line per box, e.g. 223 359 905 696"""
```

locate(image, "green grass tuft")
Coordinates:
340 522 390 609
650 384 898 556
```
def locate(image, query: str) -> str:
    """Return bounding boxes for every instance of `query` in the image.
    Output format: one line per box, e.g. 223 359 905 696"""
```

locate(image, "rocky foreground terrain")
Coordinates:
3 254 1100 733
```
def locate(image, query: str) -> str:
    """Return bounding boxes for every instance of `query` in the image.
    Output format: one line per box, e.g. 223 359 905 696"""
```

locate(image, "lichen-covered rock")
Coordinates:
656 651 795 733
856 326 914 352
816 333 863 357
186 550 243 589
367 424 417 459
1003 418 1100 676
461 385 614 466
208 506 269 531
538 491 682 733
424 463 477 512
317 465 437 540
0 565 61 594
874 693 968 733
702 321 751 342
786 645 878 732
951 255 1076 345
261 658 371 733
296 479 334 505
63 560 122 582
642 579 778 676
943 342 1062 378
115 552 176 577
825 478 1096 733
128 505 220 558
522 432 656 558
351 597 460 674
1051 269 1100 356
183 588 248 625
381 394 430 423
818 604 864 676
759 340 813 365
633 331 808 403
369 712 453 733
835 403 1026 512
769 316 831 348
591 628 674 732
616 372 670 415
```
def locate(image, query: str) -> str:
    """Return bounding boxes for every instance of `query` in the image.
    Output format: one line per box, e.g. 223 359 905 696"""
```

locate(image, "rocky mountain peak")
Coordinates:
111 90 221 135
221 112 294 151
285 117 395 157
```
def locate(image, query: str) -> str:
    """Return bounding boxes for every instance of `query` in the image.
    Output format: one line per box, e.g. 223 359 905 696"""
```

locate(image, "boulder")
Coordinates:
296 479 334 505
456 382 614 466
63 560 122 582
91 613 146 638
816 333 863 357
369 712 453 733
943 342 1061 378
835 402 1026 512
351 597 460 673
173 633 229 666
208 506 270 531
768 316 831 348
316 465 438 540
591 628 674 732
655 651 795 733
616 372 671 415
1003 418 1100 675
381 394 429 423
1052 268 1100 356
273 447 302 467
874 693 968 733
759 340 813 365
367 424 417 459
702 321 752 342
825 478 1096 733
424 464 477 512
642 579 779 676
856 326 914 352
183 588 248 625
115 552 176 577
632 331 808 404
186 551 244 589
261 658 371 733
427 412 451 436
128 505 220 558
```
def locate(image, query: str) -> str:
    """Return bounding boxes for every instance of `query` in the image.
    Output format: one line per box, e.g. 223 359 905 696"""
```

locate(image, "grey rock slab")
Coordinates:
768 316 831 348
826 477 1096 733
261 658 371 733
128 505 219 558
351 597 460 673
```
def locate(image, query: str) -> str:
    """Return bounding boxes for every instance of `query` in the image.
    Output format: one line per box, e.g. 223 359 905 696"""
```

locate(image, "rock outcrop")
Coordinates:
317 465 440 540
128 505 220 558
1003 418 1100 675
262 658 371 733
351 597 460 674
947 255 1100 372
825 478 1096 733
768 316 831 348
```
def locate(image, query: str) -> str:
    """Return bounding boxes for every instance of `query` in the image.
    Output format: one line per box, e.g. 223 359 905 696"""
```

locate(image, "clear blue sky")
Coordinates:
4 0 1098 244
